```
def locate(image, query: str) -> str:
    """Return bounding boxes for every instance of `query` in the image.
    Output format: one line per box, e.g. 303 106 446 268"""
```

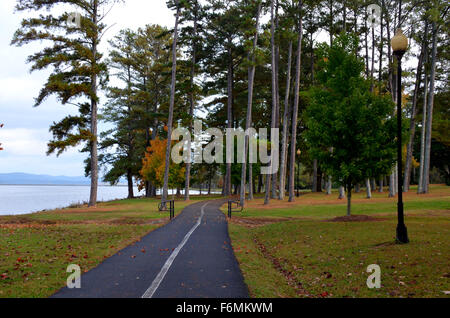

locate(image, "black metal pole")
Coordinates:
395 52 409 243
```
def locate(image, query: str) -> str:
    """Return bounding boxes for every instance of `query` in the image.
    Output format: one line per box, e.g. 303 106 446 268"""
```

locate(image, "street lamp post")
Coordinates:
391 29 409 244
296 149 301 197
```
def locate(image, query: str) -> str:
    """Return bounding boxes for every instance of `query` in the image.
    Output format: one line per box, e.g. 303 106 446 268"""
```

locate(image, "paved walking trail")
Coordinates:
52 199 249 298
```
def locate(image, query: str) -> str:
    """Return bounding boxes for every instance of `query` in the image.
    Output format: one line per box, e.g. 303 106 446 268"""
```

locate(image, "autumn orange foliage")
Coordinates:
140 138 185 189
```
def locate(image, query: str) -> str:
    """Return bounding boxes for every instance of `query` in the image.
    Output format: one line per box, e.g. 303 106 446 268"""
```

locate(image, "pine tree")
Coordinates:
101 29 141 198
12 0 117 207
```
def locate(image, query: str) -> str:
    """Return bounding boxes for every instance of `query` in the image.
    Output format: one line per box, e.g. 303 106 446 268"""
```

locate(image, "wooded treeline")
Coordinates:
11 0 449 209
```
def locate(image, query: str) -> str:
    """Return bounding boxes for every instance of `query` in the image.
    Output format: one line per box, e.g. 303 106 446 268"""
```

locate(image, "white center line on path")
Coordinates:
141 202 209 298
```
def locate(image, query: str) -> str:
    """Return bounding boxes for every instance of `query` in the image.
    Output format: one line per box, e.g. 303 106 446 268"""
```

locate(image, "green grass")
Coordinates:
227 185 450 298
241 199 450 219
0 195 211 298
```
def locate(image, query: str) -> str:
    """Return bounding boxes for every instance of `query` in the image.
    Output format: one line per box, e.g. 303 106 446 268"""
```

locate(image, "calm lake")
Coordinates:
0 185 212 215
0 185 145 215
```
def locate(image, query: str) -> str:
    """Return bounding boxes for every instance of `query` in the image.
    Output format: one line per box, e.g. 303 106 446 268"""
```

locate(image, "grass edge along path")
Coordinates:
226 185 450 298
0 195 216 298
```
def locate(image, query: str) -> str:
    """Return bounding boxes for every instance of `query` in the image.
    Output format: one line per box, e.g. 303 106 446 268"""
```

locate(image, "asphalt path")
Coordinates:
52 199 249 298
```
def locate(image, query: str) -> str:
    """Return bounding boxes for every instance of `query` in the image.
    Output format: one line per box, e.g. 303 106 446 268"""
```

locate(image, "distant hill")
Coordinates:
0 173 91 185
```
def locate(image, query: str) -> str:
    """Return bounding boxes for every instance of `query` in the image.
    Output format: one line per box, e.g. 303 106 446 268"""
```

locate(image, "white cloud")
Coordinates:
0 76 45 103
0 1 175 176
0 128 50 156
0 128 82 156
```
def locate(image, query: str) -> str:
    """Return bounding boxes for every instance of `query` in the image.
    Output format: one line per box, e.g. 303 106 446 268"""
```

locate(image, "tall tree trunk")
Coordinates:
378 1 384 91
366 178 372 198
422 20 438 194
326 176 332 195
185 1 199 201
248 162 253 200
162 2 180 205
240 2 262 207
271 0 280 199
418 53 429 194
312 159 318 192
279 40 293 200
225 40 234 196
370 23 375 91
364 6 369 77
404 20 428 192
127 170 134 199
265 0 278 205
346 185 352 216
389 170 395 197
125 65 134 200
288 1 303 202
338 185 345 199
145 75 159 198
329 0 333 46
317 168 323 192
379 177 384 192
88 0 99 207
371 178 376 192
258 174 263 194
386 4 396 198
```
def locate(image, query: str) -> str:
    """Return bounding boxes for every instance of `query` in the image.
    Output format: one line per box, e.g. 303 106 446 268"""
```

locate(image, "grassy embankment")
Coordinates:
225 185 450 298
0 195 219 298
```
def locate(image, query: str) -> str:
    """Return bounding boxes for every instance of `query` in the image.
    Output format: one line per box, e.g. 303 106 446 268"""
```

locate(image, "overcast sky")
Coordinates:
0 0 174 176
0 1 418 178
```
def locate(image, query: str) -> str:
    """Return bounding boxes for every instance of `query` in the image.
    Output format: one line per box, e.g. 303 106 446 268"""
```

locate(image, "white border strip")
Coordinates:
141 202 208 298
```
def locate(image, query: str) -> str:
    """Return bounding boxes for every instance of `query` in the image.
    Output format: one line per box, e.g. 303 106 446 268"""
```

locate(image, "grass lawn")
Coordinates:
0 195 215 298
226 185 450 298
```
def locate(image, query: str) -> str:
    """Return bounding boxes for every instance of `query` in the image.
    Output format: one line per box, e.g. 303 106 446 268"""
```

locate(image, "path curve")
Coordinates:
52 199 249 298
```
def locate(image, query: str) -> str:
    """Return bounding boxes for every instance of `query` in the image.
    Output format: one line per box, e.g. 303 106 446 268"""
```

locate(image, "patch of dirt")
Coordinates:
372 241 397 248
253 237 310 297
107 217 167 225
0 216 168 228
0 223 60 229
228 217 292 228
325 215 386 222
0 217 57 225
55 207 122 213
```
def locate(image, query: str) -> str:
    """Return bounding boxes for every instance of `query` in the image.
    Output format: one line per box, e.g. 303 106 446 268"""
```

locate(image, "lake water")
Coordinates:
0 185 146 215
0 185 214 215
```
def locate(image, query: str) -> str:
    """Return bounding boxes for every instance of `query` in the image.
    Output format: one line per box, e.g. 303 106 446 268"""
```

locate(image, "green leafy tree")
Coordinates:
305 34 399 215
